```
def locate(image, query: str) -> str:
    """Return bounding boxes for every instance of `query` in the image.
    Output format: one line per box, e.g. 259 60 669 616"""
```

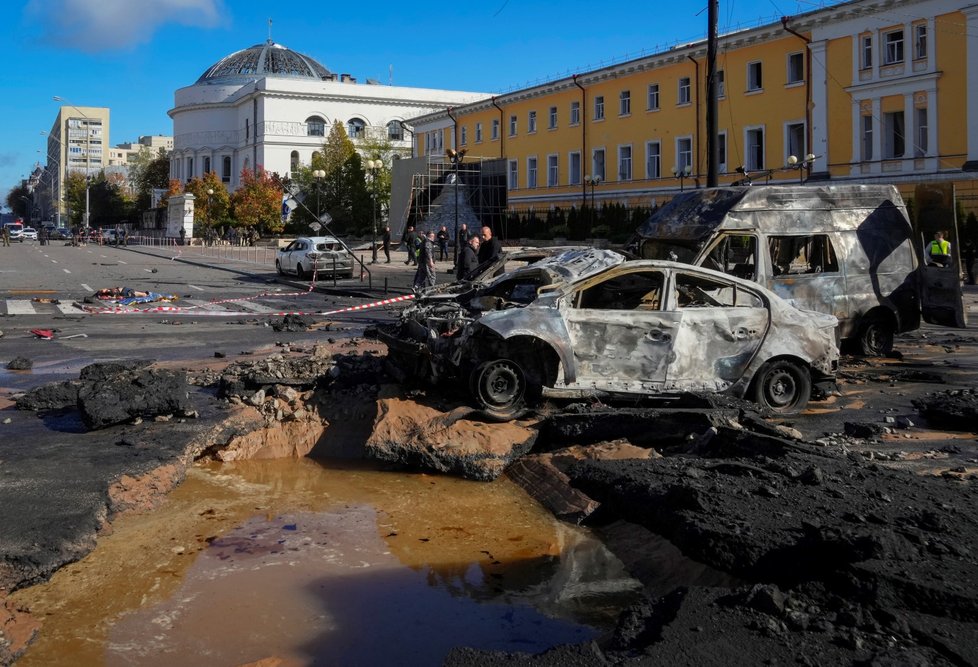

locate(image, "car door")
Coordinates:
560 268 677 393
666 270 770 391
281 241 299 272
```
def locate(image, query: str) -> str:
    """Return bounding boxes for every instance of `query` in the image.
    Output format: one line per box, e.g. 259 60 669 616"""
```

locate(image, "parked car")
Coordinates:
21 227 38 241
50 228 70 240
276 236 354 279
379 249 839 420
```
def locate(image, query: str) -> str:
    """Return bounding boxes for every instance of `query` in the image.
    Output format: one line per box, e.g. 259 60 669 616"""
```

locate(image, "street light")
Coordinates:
584 174 601 234
312 169 325 224
786 153 817 183
671 165 692 192
53 96 94 230
365 158 383 263
446 148 467 264
206 187 214 234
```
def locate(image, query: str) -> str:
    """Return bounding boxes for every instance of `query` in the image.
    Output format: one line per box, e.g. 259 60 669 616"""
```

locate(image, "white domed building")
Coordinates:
169 40 487 190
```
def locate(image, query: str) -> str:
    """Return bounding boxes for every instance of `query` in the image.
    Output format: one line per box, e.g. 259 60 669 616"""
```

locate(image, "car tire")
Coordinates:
857 316 894 357
275 260 284 276
470 359 528 421
296 264 307 280
751 359 811 415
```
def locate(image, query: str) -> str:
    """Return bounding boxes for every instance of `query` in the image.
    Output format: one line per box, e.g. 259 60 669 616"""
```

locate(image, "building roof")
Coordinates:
196 40 332 85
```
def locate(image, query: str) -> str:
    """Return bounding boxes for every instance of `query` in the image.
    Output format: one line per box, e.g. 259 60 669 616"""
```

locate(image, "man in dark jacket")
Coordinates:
382 226 391 263
478 225 502 264
436 225 449 261
457 234 480 281
402 226 417 265
413 231 437 289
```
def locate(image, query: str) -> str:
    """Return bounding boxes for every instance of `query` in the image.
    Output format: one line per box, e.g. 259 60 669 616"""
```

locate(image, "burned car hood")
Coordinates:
483 248 625 290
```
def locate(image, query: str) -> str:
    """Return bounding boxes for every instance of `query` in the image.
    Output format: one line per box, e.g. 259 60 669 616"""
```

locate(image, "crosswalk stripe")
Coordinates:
183 299 231 312
6 300 36 315
56 302 82 315
234 300 277 313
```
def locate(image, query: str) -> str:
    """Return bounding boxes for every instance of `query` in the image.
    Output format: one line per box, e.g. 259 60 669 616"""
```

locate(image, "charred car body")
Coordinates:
379 249 838 420
635 184 965 355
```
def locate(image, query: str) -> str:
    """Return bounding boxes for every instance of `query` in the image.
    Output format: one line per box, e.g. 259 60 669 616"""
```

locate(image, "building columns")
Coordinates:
809 39 829 176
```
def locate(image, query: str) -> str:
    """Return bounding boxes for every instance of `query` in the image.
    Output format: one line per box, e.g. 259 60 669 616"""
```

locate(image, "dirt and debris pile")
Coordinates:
15 361 196 430
271 314 313 332
913 388 978 432
218 346 335 399
5 357 32 371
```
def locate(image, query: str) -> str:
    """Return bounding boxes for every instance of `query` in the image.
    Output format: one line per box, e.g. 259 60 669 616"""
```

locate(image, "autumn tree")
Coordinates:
185 172 230 228
132 147 172 211
302 120 371 235
231 167 283 234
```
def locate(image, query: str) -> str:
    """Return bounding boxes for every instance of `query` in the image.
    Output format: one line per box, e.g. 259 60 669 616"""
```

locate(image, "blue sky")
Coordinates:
0 0 835 200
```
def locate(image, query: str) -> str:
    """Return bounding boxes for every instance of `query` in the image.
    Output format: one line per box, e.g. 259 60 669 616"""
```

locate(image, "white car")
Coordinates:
276 235 354 279
22 227 38 241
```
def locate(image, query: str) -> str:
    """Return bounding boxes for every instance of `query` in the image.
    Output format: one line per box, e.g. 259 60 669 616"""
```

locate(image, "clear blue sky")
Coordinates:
0 0 836 201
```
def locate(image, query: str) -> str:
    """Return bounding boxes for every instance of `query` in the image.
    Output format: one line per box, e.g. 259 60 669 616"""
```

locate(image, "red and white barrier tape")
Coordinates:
81 293 415 317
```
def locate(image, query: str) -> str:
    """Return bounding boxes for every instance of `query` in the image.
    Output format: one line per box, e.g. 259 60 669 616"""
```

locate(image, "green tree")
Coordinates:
185 172 230 229
133 147 172 210
231 167 283 234
313 121 371 235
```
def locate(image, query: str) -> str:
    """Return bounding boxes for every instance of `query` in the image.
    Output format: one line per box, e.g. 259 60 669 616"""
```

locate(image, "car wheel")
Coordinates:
857 316 894 356
471 359 528 421
296 263 307 280
751 360 811 415
275 260 284 276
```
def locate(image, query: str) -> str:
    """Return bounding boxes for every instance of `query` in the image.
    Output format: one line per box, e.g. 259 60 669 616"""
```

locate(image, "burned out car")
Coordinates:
380 249 839 420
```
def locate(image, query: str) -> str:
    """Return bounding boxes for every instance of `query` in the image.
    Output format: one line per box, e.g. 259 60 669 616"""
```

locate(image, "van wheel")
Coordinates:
470 359 528 422
275 260 284 276
857 317 894 356
751 360 811 415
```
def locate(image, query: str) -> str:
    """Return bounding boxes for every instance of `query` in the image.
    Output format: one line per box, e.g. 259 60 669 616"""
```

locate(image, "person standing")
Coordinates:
402 225 417 265
926 231 951 267
413 230 437 289
457 234 480 280
456 223 468 258
963 238 976 285
382 226 391 263
478 225 502 264
1 225 9 247
436 225 449 261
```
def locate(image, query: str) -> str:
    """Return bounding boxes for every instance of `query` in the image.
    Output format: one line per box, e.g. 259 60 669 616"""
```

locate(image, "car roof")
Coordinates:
293 236 342 244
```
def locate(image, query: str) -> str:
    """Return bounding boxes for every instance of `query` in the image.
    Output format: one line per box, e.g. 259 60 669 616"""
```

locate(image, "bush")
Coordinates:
590 224 611 238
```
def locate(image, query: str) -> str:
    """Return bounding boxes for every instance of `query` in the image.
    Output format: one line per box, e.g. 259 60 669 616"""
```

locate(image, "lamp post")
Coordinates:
786 153 817 183
53 96 94 230
206 187 214 233
365 158 382 263
312 169 325 224
584 174 601 234
446 148 467 264
671 165 692 192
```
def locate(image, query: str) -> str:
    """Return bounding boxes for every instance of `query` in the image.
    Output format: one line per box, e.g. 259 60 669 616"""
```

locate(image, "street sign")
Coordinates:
319 212 332 225
310 222 322 232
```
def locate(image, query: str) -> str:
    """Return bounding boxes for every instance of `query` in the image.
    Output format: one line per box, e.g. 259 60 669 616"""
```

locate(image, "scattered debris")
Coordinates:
271 314 313 332
913 388 978 431
6 357 33 370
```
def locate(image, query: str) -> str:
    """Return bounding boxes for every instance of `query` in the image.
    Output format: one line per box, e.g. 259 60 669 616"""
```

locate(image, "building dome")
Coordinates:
196 40 332 84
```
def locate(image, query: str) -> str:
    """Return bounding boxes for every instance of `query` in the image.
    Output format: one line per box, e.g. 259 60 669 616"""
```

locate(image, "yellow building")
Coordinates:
405 0 978 220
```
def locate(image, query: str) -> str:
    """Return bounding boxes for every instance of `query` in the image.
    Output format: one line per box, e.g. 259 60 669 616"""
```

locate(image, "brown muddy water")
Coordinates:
12 458 643 666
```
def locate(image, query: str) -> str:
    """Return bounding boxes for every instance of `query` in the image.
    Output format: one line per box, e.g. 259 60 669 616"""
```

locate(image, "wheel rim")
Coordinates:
864 323 890 354
477 361 524 410
763 368 798 409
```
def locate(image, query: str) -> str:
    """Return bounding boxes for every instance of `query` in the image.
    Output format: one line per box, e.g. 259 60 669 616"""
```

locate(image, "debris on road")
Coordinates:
5 357 33 370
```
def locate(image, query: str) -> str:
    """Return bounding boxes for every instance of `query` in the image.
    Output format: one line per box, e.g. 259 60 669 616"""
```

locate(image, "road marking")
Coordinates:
50 260 58 264
184 299 231 312
144 268 155 273
6 300 36 315
234 300 276 313
81 284 93 293
188 284 205 291
118 260 127 265
100 255 107 258
63 269 71 274
56 302 81 315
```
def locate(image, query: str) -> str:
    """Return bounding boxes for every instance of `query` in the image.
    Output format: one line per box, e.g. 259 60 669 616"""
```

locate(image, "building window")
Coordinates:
492 119 500 140
747 62 763 91
569 151 581 185
594 95 605 120
915 107 928 156
460 126 467 146
746 128 764 170
222 156 231 183
647 83 659 110
509 115 517 137
186 157 193 180
646 141 661 179
549 106 558 129
861 35 873 69
883 29 904 64
475 122 483 142
547 154 559 187
347 118 365 139
387 121 403 141
862 115 873 160
527 157 538 188
787 53 804 85
914 24 927 60
619 90 631 116
592 148 605 181
883 111 905 158
677 137 693 172
717 70 725 98
786 122 805 162
245 119 249 140
718 132 727 173
678 77 691 105
306 116 325 136
508 159 518 189
618 145 632 181
570 101 580 125
290 151 299 173
528 110 537 133
203 156 211 175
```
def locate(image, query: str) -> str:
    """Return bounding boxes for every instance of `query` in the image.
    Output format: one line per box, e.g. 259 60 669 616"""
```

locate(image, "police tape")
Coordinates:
79 293 415 317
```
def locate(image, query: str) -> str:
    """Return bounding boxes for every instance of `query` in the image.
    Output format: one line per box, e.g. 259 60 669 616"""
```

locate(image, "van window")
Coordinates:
575 270 664 310
675 273 762 309
704 234 757 280
768 235 839 276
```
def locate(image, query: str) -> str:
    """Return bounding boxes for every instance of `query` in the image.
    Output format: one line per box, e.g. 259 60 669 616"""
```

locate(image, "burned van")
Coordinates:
636 184 965 355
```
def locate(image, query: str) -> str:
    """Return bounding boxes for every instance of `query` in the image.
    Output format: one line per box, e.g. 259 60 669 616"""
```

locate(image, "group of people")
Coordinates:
400 222 503 290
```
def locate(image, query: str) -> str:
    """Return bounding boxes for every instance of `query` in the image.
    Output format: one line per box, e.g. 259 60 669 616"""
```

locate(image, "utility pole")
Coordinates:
706 0 719 187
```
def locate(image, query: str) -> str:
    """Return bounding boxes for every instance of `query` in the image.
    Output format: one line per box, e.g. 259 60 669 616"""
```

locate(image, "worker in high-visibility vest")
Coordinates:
926 231 951 267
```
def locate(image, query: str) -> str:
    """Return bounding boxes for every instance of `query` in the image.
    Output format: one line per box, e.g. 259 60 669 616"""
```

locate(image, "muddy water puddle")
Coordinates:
14 458 642 666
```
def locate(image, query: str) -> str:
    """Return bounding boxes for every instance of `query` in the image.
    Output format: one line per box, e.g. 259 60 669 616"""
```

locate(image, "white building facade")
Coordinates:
169 40 487 191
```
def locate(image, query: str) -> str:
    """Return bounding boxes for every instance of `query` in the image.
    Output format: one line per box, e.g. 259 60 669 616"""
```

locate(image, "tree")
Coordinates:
185 172 230 228
356 134 395 230
5 183 31 220
231 167 283 234
133 147 172 211
315 121 371 235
